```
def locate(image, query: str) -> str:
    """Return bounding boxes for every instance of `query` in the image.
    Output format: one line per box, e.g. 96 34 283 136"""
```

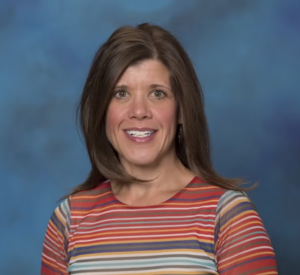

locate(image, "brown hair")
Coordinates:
69 23 249 196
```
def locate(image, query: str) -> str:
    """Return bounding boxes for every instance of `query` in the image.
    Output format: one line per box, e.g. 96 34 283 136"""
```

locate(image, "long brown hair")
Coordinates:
68 23 249 197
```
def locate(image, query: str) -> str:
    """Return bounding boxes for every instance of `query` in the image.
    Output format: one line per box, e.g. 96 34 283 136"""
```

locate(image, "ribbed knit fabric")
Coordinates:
41 176 277 274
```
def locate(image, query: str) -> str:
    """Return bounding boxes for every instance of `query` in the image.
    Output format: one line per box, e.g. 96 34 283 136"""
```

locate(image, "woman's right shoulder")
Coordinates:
63 180 112 210
51 180 112 225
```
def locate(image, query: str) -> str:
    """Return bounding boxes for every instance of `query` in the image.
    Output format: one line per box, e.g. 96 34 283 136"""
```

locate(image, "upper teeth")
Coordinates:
126 130 154 137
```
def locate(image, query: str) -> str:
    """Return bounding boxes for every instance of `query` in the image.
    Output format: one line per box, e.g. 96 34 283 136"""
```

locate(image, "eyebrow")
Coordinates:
114 85 127 90
114 84 172 91
150 84 172 91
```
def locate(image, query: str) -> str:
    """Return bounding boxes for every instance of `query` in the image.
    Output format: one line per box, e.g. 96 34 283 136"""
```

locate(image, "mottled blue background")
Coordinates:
0 0 299 274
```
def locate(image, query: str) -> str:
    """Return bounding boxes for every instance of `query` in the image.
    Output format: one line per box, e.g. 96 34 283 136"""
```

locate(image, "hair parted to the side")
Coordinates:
67 23 251 197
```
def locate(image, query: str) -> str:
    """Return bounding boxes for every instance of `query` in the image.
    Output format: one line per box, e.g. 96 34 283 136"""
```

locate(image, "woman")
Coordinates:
41 23 278 274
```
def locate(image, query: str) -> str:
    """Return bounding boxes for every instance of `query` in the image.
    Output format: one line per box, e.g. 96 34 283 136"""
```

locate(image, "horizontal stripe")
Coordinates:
41 177 277 274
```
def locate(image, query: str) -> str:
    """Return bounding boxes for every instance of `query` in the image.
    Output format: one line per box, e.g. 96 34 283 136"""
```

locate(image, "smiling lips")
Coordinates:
123 128 157 142
126 130 154 137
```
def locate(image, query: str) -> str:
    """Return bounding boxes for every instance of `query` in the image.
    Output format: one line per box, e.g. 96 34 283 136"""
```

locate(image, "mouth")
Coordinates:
125 130 155 138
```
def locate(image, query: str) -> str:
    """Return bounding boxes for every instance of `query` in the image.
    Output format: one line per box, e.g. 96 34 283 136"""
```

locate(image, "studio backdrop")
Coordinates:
0 0 299 274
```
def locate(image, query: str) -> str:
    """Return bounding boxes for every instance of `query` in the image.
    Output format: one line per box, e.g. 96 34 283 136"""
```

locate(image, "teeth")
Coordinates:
126 130 154 137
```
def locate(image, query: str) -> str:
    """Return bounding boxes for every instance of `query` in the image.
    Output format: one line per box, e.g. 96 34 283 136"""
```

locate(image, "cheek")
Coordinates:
157 106 178 127
105 105 120 138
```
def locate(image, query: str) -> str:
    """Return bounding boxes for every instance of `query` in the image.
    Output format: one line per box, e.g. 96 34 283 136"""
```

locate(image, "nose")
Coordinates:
128 96 152 120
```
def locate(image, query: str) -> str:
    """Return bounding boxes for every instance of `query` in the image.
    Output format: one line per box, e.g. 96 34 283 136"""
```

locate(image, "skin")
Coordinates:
106 59 194 206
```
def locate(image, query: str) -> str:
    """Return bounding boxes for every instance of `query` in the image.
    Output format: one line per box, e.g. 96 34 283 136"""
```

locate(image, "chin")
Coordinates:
120 153 160 168
127 158 157 167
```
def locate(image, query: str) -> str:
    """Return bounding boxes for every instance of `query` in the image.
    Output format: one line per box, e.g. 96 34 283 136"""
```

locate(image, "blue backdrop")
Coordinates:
0 0 299 274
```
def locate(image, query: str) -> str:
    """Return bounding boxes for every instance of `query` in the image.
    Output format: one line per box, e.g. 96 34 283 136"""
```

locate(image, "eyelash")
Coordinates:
152 89 166 99
114 90 127 98
113 89 167 99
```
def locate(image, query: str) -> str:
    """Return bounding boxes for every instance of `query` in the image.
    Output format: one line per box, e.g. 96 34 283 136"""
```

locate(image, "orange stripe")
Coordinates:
71 190 111 200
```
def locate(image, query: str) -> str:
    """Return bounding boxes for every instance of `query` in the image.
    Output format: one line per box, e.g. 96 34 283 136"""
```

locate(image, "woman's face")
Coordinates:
105 59 179 170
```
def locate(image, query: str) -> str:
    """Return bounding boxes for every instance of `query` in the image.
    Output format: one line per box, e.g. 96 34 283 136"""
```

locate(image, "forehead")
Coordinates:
116 59 171 86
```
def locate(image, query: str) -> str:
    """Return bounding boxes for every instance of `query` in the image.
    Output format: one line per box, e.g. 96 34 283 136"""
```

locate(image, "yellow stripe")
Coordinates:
124 271 218 275
70 248 215 260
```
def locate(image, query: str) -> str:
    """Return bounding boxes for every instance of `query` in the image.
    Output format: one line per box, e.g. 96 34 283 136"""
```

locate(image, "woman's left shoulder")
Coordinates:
217 189 255 210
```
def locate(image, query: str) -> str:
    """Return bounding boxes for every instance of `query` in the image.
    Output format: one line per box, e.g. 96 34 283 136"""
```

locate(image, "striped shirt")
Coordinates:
41 176 277 274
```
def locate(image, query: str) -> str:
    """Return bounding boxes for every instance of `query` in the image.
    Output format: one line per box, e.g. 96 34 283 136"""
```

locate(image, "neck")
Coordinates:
121 150 184 183
111 154 195 204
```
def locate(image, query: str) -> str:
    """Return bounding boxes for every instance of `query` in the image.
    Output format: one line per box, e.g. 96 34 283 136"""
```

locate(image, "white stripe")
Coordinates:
70 258 214 268
78 214 215 227
72 222 215 235
71 213 216 227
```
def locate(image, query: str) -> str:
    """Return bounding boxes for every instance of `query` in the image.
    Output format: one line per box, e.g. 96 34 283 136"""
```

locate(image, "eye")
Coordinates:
152 89 166 99
114 90 128 98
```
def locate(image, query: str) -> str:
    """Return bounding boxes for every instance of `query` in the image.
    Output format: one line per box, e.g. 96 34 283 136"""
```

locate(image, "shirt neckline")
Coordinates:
107 175 199 208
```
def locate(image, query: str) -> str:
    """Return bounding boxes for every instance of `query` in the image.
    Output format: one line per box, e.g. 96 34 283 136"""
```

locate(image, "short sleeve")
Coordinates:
214 190 278 275
41 198 71 275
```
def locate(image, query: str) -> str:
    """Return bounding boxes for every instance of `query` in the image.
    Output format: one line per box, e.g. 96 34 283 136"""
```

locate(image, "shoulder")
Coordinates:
53 180 112 219
190 177 254 207
187 176 229 201
187 178 256 217
51 197 71 222
68 180 112 206
50 180 113 229
215 189 260 234
216 189 255 216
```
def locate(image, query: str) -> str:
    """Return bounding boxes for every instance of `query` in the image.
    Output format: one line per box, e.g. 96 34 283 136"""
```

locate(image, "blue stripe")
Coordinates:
51 213 65 234
70 240 215 256
218 201 254 228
